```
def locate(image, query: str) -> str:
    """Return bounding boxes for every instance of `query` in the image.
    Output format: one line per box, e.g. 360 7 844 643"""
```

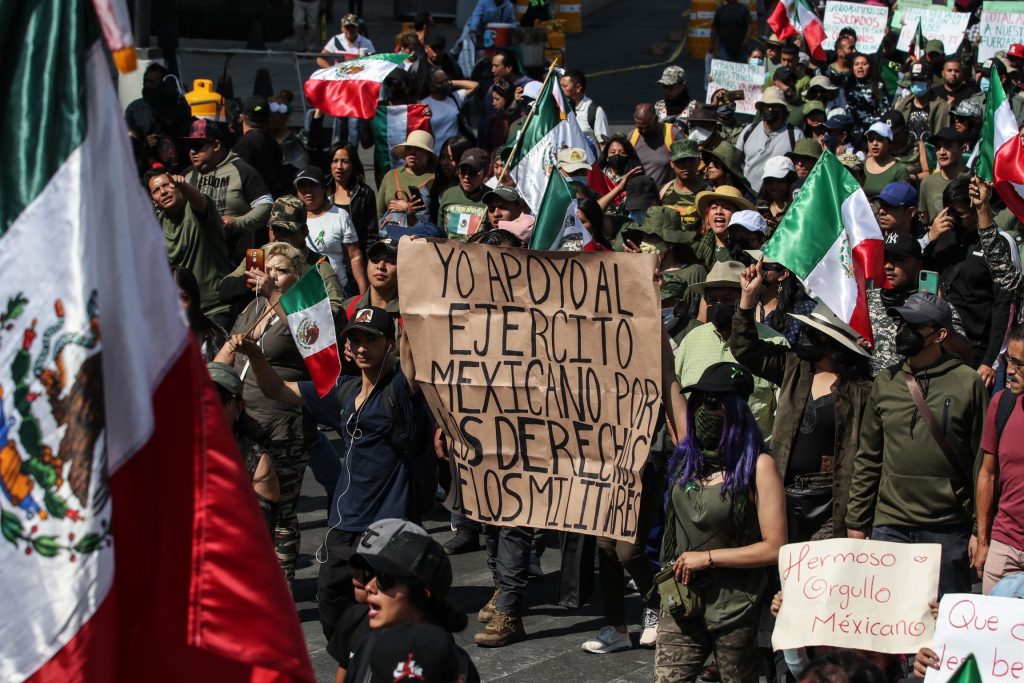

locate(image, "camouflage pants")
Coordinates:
655 613 760 683
268 441 311 582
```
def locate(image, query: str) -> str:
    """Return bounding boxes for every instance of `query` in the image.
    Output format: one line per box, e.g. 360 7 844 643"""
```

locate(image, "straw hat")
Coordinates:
789 300 871 357
392 130 436 158
689 261 746 295
695 185 754 216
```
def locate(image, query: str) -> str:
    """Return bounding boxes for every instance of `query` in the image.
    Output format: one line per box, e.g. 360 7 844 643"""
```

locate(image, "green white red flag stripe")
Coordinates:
529 171 589 251
303 53 408 119
1 1 313 681
508 70 594 214
769 0 827 61
278 267 341 397
976 66 1024 219
763 152 885 344
372 103 431 174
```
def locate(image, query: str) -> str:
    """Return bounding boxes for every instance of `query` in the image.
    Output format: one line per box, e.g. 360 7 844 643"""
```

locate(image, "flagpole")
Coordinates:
497 56 561 186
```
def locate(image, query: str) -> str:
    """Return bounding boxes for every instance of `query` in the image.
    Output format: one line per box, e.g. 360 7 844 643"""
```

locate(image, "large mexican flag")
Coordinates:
975 66 1024 218
0 1 313 681
304 52 408 119
763 152 885 344
371 103 431 173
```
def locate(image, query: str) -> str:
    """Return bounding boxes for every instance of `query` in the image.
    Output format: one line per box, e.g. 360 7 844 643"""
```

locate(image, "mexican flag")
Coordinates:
0 1 313 682
947 654 982 683
508 70 593 214
372 103 432 173
529 171 590 251
975 66 1024 218
304 52 408 119
278 267 341 397
763 152 885 344
768 0 826 61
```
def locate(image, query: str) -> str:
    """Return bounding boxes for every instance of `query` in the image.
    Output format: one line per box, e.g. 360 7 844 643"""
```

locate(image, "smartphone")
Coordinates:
245 248 265 289
919 270 940 295
407 186 420 203
725 89 745 101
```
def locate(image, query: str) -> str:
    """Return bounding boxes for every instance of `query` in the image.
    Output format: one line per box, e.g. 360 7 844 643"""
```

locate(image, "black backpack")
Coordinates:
337 375 437 521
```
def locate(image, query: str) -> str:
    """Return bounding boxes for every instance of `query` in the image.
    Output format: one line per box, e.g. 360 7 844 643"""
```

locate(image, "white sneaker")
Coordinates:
581 625 632 654
639 608 659 648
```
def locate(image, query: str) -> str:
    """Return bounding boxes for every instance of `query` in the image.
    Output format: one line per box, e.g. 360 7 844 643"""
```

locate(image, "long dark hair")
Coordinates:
599 133 641 172
846 52 884 103
328 141 366 191
764 273 808 339
668 392 766 500
576 198 612 249
174 267 225 360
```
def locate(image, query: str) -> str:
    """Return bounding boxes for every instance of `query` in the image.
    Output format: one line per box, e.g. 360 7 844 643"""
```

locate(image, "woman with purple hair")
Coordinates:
655 362 786 683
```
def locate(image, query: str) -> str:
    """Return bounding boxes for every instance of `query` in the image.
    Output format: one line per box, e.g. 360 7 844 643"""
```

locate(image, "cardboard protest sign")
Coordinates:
397 238 662 542
823 1 889 54
979 1 1024 63
706 59 765 116
772 538 940 654
899 7 970 54
924 594 1024 683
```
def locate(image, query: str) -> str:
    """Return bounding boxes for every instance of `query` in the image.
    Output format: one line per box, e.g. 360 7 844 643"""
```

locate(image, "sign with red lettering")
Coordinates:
823 1 889 54
772 539 940 654
924 594 1024 683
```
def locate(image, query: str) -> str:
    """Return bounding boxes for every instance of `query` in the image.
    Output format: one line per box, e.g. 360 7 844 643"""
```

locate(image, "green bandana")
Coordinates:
694 405 724 453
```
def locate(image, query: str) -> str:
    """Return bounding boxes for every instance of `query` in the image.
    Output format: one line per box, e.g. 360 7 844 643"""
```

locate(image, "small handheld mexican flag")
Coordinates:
763 152 885 344
278 267 340 396
975 65 1024 218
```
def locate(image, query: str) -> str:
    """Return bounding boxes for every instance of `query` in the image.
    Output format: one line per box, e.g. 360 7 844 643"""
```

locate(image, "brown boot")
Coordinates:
477 588 499 623
473 610 526 647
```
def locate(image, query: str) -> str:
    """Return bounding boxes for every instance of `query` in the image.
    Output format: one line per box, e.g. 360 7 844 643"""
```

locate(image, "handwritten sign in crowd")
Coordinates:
398 238 662 542
979 1 1024 62
898 7 971 54
823 1 889 54
772 539 940 654
706 59 765 116
924 594 1024 683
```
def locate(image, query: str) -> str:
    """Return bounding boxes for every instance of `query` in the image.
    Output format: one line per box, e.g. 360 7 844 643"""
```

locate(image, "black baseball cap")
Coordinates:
883 230 923 259
341 305 395 341
482 186 525 206
887 291 953 329
182 118 226 142
293 165 324 186
682 362 755 400
910 62 932 82
367 237 399 260
243 95 270 124
354 518 452 595
931 127 964 146
458 147 489 173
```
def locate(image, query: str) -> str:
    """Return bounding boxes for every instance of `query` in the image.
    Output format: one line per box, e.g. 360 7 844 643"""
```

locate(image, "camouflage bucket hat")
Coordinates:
269 195 306 233
644 206 694 245
661 272 688 300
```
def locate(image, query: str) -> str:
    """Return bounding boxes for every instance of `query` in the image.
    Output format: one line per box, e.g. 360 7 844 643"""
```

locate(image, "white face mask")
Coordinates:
749 57 765 67
688 127 712 143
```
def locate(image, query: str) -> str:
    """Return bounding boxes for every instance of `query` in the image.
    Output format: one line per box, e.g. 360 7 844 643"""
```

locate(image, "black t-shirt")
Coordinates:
713 3 751 58
232 129 290 197
786 393 836 485
327 604 371 669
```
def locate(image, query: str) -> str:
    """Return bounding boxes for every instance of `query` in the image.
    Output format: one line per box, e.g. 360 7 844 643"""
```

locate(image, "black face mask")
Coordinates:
895 325 928 357
762 109 783 126
607 154 629 173
708 302 735 334
794 327 826 362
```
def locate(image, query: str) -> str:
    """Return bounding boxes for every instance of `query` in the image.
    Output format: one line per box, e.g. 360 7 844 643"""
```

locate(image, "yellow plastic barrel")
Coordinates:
185 79 225 120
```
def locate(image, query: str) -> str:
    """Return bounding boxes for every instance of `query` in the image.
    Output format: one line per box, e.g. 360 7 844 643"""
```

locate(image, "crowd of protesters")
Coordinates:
133 0 1024 680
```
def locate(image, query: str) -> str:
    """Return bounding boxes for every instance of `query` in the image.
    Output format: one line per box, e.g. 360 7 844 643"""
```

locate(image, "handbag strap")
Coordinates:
903 373 967 481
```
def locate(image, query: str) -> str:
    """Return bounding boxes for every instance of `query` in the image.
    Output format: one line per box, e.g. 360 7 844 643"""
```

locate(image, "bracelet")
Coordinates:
707 549 714 568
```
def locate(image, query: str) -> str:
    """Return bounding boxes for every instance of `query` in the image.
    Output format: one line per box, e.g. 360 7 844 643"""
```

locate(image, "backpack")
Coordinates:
336 374 437 521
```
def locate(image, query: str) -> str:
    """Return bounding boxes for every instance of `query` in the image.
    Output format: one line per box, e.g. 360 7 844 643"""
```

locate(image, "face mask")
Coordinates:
910 82 929 98
688 126 712 144
628 209 648 226
749 57 765 67
708 302 735 334
694 404 725 453
607 154 629 173
761 109 782 125
662 306 680 330
794 327 826 362
980 77 991 93
717 103 736 118
894 325 928 357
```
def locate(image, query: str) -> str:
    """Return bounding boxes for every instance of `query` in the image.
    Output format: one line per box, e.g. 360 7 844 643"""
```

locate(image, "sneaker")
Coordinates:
581 625 632 654
443 529 480 555
639 608 659 648
474 611 526 647
477 589 499 623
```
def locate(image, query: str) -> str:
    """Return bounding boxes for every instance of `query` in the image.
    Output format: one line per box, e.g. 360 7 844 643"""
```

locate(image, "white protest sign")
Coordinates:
979 1 1024 63
823 1 890 54
901 7 970 54
706 59 765 116
924 594 1024 683
772 538 940 654
896 17 920 53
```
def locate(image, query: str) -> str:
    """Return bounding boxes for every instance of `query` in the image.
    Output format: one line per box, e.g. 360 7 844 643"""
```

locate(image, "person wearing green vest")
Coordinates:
376 130 436 236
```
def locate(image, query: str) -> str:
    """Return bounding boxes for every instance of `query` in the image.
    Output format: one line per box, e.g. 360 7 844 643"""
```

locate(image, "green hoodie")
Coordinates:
845 353 987 531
